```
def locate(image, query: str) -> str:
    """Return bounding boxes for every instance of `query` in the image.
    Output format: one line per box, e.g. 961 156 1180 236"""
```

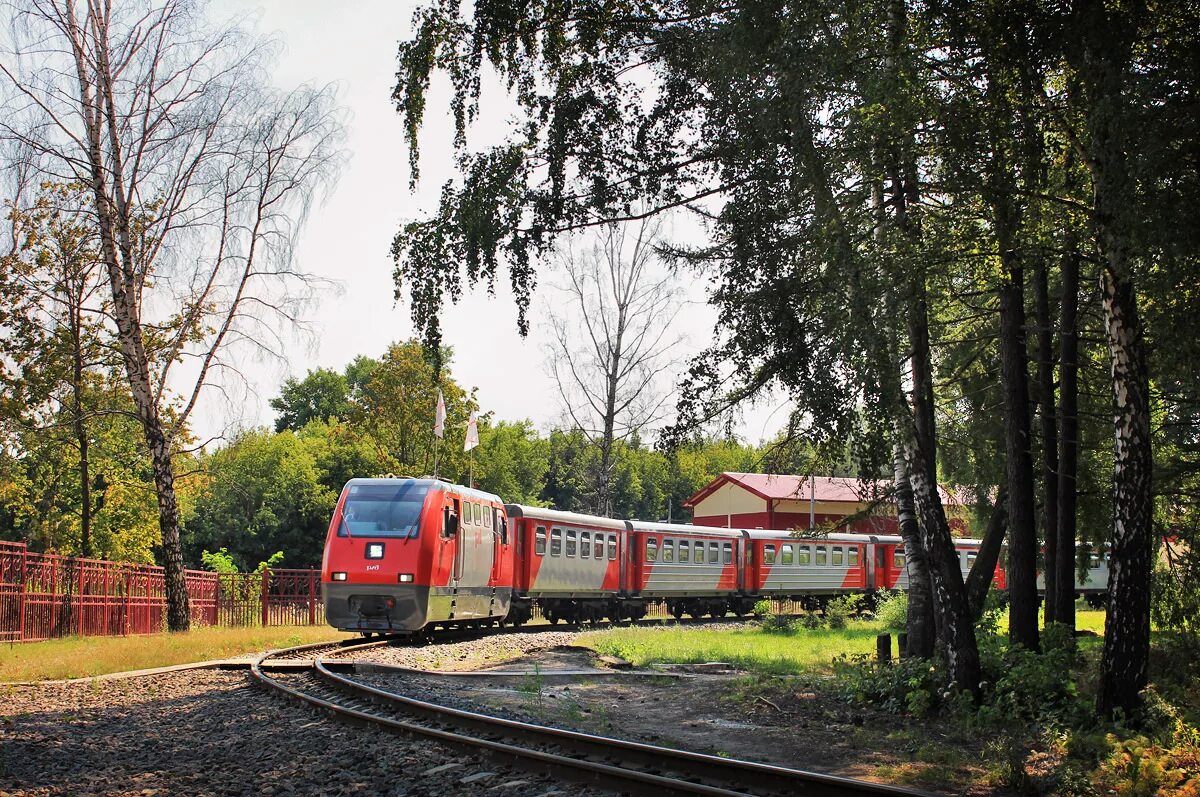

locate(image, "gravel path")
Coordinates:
0 669 601 796
340 630 586 671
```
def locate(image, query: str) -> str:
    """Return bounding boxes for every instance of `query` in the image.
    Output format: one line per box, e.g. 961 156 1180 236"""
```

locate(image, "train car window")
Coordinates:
848 547 859 566
678 541 690 563
893 550 906 569
608 535 617 561
566 530 577 557
876 548 886 568
723 542 733 564
815 545 828 566
832 547 845 566
646 539 658 562
763 545 776 565
709 542 720 563
484 507 492 528
340 482 432 539
781 545 794 565
535 527 547 556
581 531 592 558
1089 553 1101 568
474 503 482 525
662 540 675 562
551 528 562 557
798 546 811 565
695 541 705 563
966 552 977 568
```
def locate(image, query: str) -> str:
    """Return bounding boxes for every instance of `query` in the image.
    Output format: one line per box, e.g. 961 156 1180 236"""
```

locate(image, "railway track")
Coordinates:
252 641 935 797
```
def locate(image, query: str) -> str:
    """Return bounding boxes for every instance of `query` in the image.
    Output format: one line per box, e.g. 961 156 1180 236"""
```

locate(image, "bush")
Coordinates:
825 594 864 630
752 598 796 633
874 590 908 631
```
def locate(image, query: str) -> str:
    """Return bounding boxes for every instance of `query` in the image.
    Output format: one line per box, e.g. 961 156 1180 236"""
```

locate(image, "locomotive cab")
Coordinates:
322 477 512 633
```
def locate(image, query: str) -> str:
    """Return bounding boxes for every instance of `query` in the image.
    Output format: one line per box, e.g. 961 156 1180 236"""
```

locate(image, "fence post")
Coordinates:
876 633 892 663
308 570 316 625
260 568 270 626
76 560 85 636
18 546 27 642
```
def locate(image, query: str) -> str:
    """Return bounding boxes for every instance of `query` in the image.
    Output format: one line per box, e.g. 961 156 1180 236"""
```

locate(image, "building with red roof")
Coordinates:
682 472 969 535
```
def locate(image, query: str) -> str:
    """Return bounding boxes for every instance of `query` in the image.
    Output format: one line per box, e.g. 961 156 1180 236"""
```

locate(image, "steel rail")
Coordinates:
251 642 936 797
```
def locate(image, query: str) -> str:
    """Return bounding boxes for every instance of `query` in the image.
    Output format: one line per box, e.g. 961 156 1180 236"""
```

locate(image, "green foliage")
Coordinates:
184 428 336 569
200 547 239 574
826 594 865 630
752 600 797 634
874 590 908 631
270 368 351 432
473 420 550 505
1153 559 1200 639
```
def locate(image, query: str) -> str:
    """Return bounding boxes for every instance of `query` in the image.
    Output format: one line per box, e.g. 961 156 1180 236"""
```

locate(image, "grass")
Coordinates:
578 620 890 674
577 608 1109 676
0 625 356 682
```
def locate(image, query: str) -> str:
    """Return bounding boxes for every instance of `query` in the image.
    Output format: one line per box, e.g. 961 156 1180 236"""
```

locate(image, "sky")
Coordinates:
196 0 788 447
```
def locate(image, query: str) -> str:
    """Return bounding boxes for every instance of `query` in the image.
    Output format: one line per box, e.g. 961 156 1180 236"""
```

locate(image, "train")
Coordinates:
321 476 1110 633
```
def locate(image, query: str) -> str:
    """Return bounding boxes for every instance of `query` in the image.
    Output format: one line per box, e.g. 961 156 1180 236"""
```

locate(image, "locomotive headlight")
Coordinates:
398 573 414 583
366 543 385 559
331 572 347 581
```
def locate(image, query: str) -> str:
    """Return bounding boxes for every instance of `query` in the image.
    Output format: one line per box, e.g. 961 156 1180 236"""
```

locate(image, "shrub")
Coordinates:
752 598 795 633
874 590 908 631
799 611 826 630
825 594 864 629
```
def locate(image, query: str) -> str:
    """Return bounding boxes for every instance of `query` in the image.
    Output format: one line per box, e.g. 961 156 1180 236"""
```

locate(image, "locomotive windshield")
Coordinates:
338 482 430 538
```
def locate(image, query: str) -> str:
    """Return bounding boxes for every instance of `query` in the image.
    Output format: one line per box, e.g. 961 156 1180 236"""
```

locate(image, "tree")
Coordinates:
270 368 351 432
1 0 345 628
547 218 682 515
184 428 336 569
473 420 550 505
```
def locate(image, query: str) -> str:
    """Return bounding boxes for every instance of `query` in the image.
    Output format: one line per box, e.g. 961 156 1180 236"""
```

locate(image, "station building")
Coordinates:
682 472 970 535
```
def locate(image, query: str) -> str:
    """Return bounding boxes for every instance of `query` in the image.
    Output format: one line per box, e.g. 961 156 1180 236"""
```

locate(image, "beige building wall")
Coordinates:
692 481 765 520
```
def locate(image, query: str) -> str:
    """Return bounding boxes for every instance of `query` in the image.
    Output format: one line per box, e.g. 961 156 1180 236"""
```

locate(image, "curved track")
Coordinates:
251 641 935 797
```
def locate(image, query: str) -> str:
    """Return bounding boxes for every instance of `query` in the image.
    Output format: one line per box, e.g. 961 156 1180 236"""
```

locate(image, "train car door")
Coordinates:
865 537 878 590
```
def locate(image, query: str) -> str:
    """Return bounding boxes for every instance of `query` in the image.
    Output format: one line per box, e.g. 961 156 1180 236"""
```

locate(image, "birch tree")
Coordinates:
0 0 344 629
547 219 682 516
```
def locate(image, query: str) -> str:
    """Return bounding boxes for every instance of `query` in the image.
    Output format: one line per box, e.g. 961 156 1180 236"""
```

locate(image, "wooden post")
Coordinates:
308 570 317 625
876 633 892 664
897 632 908 659
17 546 27 642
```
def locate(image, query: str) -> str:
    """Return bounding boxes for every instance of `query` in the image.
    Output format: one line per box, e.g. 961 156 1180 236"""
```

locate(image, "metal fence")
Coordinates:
0 541 323 642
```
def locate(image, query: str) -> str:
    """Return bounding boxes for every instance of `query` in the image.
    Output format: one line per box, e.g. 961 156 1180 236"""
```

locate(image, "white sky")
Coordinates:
197 0 788 447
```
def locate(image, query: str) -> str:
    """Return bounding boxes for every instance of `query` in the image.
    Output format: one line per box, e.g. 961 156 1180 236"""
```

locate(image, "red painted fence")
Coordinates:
0 541 323 642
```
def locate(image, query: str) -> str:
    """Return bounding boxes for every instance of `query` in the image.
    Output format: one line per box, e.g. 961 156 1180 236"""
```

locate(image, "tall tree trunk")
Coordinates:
966 485 1009 620
65 1 190 629
903 433 982 697
894 445 935 658
1054 245 1080 629
1034 260 1060 628
1071 0 1154 719
70 297 92 559
997 260 1040 651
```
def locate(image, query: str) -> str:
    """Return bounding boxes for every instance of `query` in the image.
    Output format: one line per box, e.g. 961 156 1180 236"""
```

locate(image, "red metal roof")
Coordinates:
683 472 966 508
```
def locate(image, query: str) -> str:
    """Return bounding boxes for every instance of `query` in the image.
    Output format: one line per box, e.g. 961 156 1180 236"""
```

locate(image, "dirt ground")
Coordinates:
356 644 1011 795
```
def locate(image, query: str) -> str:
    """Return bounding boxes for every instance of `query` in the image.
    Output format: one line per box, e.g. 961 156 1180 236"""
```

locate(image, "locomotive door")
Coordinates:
451 498 465 584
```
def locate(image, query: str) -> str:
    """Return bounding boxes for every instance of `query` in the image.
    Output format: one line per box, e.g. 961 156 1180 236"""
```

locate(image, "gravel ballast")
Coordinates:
1 668 598 796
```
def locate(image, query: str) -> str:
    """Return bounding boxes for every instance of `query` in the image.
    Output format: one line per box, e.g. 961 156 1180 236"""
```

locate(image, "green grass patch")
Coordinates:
0 625 355 682
578 620 888 674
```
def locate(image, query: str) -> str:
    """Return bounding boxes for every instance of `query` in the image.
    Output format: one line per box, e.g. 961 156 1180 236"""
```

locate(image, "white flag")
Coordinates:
434 390 446 439
464 411 479 452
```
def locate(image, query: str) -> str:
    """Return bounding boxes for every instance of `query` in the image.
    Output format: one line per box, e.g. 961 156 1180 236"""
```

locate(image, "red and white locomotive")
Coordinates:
322 476 1109 633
